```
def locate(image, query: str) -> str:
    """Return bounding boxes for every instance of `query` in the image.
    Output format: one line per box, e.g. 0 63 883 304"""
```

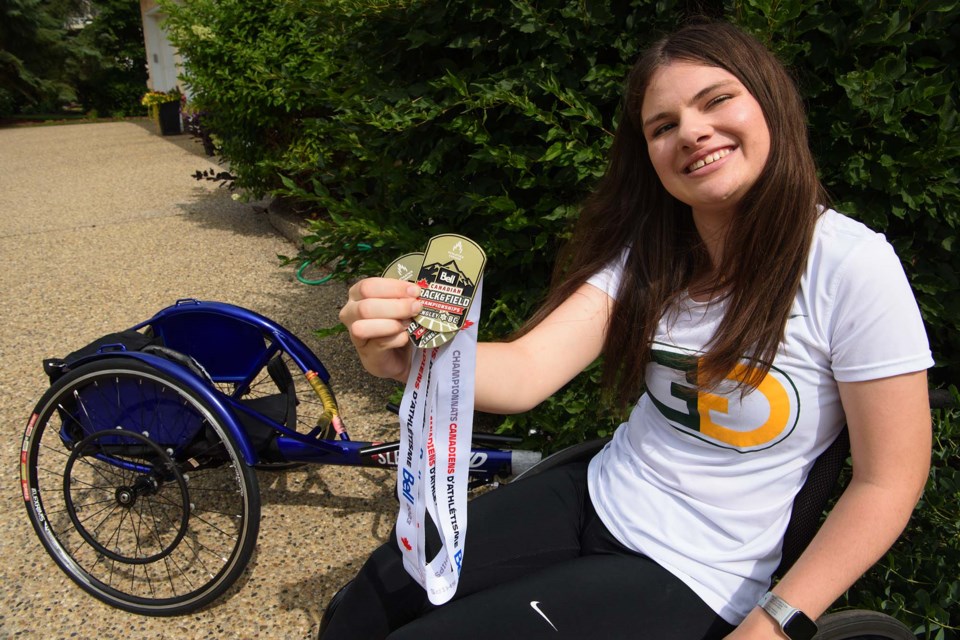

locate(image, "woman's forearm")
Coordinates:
771 473 926 619
473 284 611 414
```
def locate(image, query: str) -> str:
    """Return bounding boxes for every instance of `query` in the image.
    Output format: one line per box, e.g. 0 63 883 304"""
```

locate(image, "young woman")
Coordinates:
328 20 932 640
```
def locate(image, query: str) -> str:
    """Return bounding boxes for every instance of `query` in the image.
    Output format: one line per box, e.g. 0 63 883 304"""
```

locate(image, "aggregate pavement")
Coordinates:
0 120 400 639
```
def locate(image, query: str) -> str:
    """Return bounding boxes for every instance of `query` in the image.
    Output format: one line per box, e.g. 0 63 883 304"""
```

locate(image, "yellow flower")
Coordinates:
141 91 180 107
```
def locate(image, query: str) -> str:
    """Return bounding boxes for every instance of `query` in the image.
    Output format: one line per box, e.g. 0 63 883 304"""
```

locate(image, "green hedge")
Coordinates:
163 0 959 636
737 0 960 389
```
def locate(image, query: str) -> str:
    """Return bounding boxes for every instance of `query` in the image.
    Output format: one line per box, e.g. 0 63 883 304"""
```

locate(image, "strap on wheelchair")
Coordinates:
142 345 212 383
43 330 161 383
266 355 298 432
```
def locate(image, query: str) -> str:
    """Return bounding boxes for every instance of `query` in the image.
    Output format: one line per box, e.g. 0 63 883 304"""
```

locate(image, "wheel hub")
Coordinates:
115 486 135 507
114 475 159 508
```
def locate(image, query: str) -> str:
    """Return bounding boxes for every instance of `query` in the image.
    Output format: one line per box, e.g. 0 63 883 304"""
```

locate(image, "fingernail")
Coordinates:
407 284 422 297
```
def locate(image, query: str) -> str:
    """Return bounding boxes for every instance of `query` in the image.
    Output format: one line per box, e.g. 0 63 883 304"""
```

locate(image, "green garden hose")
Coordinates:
296 243 373 285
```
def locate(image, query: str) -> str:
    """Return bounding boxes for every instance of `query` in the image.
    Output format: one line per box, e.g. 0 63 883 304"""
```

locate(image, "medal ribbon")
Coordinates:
396 279 482 605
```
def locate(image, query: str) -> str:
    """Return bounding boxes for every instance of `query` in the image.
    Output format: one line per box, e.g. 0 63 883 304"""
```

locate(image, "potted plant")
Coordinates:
141 89 182 135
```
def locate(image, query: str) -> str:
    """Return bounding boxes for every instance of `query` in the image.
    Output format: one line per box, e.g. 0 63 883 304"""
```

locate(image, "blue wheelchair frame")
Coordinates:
73 298 527 480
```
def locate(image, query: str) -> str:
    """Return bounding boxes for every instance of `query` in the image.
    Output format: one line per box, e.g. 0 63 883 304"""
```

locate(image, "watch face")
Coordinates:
784 612 818 640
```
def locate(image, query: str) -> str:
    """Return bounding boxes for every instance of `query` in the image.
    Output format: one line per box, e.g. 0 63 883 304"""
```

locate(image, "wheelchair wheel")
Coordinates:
815 610 916 639
20 358 261 616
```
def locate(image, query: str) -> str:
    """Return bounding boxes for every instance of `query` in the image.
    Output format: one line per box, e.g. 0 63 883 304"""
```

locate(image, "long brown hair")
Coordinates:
523 20 829 408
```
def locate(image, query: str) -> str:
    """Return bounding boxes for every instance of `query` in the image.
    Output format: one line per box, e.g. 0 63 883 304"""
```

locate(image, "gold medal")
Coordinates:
381 252 424 282
383 236 485 350
411 234 486 335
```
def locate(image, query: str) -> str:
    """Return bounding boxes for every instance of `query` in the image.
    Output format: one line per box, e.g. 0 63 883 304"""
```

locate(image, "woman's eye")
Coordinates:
652 123 675 137
707 94 732 107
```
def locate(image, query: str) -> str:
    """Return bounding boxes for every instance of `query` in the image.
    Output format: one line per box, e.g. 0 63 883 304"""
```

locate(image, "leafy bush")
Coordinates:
165 0 959 635
161 0 354 191
735 0 960 388
283 0 687 446
161 0 703 448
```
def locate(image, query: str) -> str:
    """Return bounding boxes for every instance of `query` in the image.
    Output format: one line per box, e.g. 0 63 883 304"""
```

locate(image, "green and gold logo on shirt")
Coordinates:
647 345 800 452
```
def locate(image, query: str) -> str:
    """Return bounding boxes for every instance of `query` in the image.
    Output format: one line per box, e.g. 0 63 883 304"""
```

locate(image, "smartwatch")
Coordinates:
758 591 818 640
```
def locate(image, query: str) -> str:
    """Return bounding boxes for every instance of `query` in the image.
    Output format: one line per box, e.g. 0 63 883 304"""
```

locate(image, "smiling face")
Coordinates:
641 61 771 232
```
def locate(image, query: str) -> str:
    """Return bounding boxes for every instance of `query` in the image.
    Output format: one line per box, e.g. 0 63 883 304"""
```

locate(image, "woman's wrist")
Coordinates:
730 607 789 639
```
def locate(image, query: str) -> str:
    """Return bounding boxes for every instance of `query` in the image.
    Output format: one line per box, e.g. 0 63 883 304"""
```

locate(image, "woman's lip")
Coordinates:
684 147 735 174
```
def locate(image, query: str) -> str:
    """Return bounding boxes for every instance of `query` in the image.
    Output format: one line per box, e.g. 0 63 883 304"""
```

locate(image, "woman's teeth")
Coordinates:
687 148 731 172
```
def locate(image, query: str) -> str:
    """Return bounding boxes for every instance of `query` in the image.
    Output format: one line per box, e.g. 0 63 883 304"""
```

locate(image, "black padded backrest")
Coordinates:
775 427 850 577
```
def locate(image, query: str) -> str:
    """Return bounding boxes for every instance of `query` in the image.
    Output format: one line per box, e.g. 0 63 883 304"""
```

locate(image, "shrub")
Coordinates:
735 0 960 388
162 0 705 448
161 0 357 192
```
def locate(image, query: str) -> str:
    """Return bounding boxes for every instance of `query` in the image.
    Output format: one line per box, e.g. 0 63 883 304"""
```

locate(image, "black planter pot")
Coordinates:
158 101 181 135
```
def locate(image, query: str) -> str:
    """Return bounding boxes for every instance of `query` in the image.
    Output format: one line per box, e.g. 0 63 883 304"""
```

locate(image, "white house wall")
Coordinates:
139 0 188 97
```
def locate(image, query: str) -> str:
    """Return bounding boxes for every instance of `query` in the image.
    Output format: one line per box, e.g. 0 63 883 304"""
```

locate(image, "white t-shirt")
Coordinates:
586 209 933 624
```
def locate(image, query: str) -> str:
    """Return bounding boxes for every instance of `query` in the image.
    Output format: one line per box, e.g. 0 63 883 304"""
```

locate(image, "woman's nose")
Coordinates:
677 114 713 148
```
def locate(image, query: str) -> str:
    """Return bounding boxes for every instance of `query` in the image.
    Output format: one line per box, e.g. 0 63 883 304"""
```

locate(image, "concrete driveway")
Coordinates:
0 121 397 639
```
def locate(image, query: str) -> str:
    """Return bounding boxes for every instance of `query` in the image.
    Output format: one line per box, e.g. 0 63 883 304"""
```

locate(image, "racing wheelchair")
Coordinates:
19 299 541 616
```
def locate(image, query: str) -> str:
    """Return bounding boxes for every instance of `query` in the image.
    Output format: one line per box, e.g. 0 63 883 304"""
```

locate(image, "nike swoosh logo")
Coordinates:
530 601 558 631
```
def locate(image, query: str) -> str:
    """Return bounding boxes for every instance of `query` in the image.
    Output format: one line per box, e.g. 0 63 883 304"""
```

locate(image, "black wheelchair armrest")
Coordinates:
512 437 611 482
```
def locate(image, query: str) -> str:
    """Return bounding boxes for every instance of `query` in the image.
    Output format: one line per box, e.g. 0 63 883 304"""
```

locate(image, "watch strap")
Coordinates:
758 591 818 640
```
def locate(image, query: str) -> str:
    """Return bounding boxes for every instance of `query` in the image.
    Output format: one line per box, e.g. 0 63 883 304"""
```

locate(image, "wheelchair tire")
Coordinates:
815 610 916 639
20 358 261 616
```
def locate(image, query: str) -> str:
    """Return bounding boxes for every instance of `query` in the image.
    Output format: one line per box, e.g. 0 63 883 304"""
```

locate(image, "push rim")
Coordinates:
62 429 191 564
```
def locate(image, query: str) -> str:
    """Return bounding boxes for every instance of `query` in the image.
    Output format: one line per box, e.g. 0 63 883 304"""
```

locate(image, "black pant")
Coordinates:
322 463 735 639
